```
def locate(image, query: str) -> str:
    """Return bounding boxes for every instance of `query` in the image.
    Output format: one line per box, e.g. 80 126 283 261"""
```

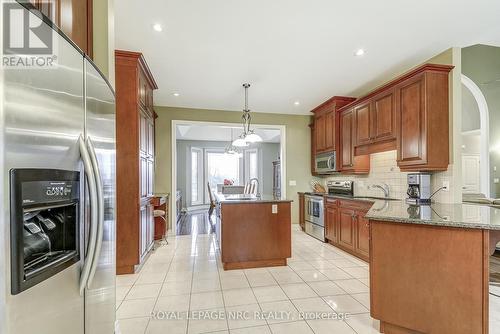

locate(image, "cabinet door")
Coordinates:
396 74 426 165
147 204 154 248
338 208 355 250
139 113 147 155
354 102 371 146
340 110 354 170
355 212 370 259
315 115 326 152
325 205 338 243
140 157 147 198
140 205 147 256
372 90 396 142
325 111 335 151
147 160 154 197
147 120 155 158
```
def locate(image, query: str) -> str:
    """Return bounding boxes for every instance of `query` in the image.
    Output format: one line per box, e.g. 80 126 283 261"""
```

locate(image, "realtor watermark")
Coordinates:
151 310 350 321
2 0 58 69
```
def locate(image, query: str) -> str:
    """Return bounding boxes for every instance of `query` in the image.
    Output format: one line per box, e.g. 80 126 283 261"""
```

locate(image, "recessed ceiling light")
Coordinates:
153 24 163 32
173 93 180 97
294 101 300 106
354 48 365 56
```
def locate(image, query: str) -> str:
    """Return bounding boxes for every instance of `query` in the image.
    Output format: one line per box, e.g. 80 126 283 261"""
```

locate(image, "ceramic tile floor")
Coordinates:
115 224 500 334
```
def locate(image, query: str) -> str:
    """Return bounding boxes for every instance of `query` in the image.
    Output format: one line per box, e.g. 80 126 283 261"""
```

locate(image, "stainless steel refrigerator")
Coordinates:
0 2 116 334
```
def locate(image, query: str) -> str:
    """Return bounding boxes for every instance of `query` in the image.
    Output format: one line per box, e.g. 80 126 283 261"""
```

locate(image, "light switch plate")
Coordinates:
495 178 500 184
272 204 278 214
289 180 297 186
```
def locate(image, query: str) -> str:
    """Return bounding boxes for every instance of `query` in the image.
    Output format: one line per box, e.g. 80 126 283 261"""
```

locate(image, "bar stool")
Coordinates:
154 209 168 245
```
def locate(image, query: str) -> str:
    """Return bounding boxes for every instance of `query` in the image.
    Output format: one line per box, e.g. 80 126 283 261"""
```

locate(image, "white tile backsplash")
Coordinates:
324 150 454 203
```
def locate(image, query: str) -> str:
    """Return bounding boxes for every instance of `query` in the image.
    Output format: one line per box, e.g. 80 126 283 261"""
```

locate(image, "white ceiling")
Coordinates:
176 124 281 143
115 0 500 115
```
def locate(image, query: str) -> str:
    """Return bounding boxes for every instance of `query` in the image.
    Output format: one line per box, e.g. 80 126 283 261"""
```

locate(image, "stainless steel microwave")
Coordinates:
315 151 337 174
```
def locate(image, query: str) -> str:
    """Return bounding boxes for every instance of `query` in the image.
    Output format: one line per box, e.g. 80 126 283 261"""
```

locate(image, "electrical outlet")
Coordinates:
272 204 278 214
442 181 450 191
495 178 500 184
289 180 297 186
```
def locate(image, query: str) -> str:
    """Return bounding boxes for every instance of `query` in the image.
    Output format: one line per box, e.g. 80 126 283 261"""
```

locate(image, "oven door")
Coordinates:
305 196 324 226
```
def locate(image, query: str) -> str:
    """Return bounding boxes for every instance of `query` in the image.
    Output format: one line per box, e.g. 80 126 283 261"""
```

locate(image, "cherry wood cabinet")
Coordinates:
27 0 93 57
324 198 338 243
311 96 355 158
315 114 326 152
115 50 158 274
353 90 396 152
325 198 372 262
339 109 370 174
308 63 452 176
355 214 370 259
354 102 372 146
338 208 356 250
395 66 452 171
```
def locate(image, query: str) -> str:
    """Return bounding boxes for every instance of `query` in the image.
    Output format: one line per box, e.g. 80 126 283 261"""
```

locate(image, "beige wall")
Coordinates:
154 107 313 225
92 0 115 87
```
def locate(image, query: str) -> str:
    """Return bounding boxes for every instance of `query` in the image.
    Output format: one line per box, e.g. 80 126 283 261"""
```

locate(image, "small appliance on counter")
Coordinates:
327 180 354 197
406 173 431 204
315 151 337 174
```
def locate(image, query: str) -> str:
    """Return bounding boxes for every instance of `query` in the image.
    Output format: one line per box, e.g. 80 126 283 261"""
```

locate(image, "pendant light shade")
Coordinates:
245 130 262 143
232 135 249 147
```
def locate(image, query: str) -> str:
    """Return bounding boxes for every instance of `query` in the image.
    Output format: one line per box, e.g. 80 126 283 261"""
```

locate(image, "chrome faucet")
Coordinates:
371 183 390 198
249 178 261 197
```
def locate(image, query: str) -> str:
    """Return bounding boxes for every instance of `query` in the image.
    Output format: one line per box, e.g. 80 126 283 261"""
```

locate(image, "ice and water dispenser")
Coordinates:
10 169 80 294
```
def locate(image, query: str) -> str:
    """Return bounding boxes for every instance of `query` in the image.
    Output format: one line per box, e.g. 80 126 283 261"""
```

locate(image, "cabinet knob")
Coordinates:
350 163 354 167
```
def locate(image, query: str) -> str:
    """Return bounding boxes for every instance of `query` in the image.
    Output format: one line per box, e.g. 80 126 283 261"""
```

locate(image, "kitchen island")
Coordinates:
365 201 500 334
214 193 292 270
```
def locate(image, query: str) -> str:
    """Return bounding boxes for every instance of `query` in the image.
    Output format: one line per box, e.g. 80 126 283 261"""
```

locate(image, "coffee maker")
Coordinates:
406 173 431 204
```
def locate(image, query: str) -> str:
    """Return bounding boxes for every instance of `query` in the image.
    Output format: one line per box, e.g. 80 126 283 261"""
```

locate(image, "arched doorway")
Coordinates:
461 74 490 197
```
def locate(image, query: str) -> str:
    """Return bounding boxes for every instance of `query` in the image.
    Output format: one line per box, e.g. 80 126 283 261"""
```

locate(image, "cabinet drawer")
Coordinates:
325 197 338 206
338 199 373 211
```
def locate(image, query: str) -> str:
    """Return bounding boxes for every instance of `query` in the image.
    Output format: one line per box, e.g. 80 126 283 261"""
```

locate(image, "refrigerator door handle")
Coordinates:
86 137 104 288
79 135 99 295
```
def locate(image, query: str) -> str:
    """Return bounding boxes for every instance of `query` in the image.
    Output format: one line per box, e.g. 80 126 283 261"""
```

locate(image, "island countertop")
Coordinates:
365 199 500 230
214 193 293 204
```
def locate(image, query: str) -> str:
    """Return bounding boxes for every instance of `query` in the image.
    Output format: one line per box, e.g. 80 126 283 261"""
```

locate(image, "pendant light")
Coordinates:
225 128 242 155
233 83 262 146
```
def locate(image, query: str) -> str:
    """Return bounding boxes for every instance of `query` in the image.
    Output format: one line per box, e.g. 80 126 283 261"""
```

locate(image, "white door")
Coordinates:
462 154 481 193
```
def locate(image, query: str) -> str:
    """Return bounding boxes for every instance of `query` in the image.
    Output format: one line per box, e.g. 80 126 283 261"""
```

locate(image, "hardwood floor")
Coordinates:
176 209 213 236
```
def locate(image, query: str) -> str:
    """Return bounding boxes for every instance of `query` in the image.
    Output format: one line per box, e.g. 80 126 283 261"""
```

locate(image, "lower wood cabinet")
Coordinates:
325 198 371 262
339 208 356 251
140 203 155 259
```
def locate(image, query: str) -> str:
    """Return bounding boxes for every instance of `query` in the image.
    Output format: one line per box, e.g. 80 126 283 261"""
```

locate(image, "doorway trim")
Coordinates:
171 120 287 235
461 74 490 197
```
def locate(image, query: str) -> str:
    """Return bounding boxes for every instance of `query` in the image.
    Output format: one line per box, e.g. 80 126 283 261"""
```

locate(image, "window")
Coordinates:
190 148 203 205
205 150 241 203
244 148 261 192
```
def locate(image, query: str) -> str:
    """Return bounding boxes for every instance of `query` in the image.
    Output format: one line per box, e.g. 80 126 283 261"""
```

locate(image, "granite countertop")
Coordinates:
300 191 500 230
366 200 500 230
214 193 293 204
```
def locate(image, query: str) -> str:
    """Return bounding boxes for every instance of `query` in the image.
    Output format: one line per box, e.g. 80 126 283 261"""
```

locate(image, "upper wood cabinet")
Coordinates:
311 96 356 156
395 66 452 171
354 102 372 146
315 114 327 152
115 50 158 274
28 0 93 57
340 109 370 174
353 90 396 153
